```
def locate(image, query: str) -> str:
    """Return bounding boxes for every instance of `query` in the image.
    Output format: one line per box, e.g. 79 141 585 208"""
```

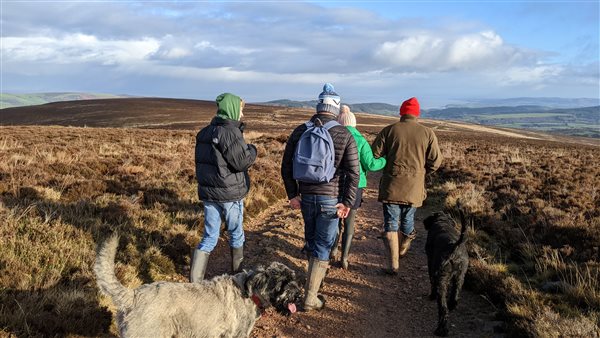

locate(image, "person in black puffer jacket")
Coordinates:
190 93 257 282
281 83 359 311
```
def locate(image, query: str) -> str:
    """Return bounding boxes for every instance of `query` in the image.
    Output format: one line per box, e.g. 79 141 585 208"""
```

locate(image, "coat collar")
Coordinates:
400 115 418 122
211 116 244 129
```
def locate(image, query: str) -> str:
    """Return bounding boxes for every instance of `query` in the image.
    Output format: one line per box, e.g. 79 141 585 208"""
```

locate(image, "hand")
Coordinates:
336 203 351 218
289 196 301 209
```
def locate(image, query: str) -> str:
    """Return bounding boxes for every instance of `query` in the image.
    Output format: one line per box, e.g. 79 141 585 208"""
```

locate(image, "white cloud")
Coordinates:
2 34 160 65
374 31 530 72
498 65 564 86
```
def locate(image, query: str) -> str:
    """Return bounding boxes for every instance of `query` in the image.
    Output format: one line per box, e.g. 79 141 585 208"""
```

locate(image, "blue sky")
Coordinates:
1 0 598 107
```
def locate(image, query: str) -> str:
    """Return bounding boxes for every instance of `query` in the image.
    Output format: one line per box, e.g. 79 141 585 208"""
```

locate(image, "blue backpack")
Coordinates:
293 119 339 183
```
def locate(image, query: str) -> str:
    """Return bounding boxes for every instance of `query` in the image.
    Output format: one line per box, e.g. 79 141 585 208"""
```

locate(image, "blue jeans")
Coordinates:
383 203 417 235
300 194 339 261
198 199 244 252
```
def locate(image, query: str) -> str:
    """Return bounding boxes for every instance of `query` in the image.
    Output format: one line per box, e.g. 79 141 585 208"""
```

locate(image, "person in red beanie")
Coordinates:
371 97 442 275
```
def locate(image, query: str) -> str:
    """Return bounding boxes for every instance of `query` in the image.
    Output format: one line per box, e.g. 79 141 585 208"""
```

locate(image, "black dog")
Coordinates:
424 212 469 337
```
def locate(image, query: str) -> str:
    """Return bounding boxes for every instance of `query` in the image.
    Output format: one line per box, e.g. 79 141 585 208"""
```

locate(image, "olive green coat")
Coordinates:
371 115 442 207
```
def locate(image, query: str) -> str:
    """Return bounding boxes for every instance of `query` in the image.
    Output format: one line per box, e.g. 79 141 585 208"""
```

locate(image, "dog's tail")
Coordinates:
94 234 134 309
453 202 469 249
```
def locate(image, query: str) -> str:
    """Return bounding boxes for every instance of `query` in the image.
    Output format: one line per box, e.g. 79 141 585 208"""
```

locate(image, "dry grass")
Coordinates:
1 121 598 337
0 126 288 337
432 133 600 336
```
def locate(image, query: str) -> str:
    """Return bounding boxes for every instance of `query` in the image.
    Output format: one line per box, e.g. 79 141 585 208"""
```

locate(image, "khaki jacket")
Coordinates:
371 115 442 207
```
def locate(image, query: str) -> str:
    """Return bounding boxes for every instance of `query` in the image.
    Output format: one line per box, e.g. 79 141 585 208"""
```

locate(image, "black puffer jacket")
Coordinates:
281 113 359 207
195 116 257 202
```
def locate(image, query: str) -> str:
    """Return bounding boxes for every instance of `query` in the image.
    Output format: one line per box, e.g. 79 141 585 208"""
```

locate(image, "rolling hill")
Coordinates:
1 98 597 146
0 92 131 109
264 99 600 138
425 105 600 138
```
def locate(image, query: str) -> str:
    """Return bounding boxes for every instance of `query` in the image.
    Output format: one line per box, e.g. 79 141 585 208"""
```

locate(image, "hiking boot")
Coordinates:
340 210 356 270
231 246 243 273
303 258 329 311
399 230 417 257
190 249 209 282
382 231 399 275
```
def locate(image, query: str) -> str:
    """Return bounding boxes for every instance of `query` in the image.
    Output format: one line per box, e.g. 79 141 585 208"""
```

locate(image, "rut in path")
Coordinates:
205 186 503 338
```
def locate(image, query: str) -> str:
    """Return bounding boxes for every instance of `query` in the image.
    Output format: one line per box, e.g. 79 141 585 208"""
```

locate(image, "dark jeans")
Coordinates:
301 194 339 260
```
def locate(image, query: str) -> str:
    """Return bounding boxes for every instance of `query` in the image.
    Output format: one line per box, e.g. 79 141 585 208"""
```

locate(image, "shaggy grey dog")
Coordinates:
95 235 301 338
424 212 469 337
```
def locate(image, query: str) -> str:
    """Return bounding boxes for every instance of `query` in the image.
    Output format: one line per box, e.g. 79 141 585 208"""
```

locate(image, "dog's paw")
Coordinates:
434 325 449 337
448 298 458 311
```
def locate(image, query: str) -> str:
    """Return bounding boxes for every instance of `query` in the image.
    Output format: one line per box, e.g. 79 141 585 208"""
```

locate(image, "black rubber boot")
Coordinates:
190 249 209 282
329 220 343 261
341 209 356 269
231 246 243 273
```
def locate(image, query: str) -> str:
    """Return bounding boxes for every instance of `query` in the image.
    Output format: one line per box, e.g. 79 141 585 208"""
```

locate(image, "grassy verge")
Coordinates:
430 134 600 337
0 126 287 337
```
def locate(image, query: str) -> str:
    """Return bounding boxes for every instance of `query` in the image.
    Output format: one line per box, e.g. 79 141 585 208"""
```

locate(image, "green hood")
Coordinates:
216 93 242 121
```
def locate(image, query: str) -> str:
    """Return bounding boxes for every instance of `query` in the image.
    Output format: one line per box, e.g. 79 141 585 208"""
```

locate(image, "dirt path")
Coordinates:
205 185 503 337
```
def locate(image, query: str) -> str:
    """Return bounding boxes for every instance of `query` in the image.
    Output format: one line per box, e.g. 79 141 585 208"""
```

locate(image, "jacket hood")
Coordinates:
216 93 242 121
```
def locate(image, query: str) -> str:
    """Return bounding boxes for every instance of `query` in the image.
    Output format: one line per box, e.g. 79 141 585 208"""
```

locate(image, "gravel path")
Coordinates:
206 185 503 337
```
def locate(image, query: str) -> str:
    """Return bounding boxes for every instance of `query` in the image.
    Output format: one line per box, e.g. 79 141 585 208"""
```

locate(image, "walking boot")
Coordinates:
340 210 356 270
399 230 417 257
231 246 243 273
382 232 399 275
190 249 210 282
303 257 329 311
329 220 343 261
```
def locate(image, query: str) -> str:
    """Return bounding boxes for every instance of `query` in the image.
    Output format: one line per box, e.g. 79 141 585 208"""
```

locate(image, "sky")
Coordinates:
1 0 599 108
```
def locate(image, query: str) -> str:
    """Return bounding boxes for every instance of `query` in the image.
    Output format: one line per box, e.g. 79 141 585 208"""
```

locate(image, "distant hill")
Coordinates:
0 97 218 129
425 105 600 138
262 100 399 115
451 97 600 108
263 99 599 138
0 92 131 109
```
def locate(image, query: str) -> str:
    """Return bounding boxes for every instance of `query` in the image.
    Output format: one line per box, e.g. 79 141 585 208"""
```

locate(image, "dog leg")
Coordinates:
428 258 437 300
434 274 451 337
449 265 468 311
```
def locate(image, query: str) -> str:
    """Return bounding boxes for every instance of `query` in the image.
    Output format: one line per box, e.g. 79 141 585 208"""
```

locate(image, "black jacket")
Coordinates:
195 117 257 202
281 113 360 207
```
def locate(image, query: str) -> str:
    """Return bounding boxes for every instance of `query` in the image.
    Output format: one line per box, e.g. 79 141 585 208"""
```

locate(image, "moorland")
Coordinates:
0 98 598 337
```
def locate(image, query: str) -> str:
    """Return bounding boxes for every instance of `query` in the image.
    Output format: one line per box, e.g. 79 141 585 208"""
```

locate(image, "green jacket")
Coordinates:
347 126 386 188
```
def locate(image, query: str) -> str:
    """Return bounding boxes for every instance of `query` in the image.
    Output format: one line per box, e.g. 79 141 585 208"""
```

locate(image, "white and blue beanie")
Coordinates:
316 83 341 115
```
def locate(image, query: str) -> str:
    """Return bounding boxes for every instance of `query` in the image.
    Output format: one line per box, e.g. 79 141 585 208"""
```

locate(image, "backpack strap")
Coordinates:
322 120 340 130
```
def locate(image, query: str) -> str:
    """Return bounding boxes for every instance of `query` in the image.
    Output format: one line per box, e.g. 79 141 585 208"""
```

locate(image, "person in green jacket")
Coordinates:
331 105 386 269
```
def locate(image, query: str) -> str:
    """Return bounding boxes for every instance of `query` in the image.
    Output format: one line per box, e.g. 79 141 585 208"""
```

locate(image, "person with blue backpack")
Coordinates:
281 83 360 311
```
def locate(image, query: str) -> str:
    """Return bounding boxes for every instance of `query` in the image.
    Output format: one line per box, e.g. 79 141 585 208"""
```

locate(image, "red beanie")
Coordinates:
400 97 420 117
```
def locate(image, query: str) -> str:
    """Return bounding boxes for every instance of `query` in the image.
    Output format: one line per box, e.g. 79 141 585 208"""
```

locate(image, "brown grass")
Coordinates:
431 133 600 336
1 116 598 336
0 126 288 337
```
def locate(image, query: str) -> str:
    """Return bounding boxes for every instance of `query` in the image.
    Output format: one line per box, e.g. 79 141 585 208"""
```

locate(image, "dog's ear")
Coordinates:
244 266 267 297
